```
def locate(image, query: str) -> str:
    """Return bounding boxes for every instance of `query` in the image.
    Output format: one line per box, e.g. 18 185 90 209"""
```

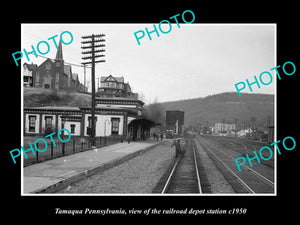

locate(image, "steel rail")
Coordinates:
206 138 274 188
161 156 181 194
195 137 255 194
242 144 274 187
192 144 202 193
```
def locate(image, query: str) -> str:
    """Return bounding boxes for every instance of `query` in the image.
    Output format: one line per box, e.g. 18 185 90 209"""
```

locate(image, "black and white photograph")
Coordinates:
21 23 276 195
4 5 298 221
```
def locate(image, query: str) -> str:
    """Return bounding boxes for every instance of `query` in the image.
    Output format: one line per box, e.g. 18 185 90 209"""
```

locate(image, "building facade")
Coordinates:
23 63 37 87
214 123 236 133
24 106 82 136
98 75 138 99
24 92 158 140
28 40 87 92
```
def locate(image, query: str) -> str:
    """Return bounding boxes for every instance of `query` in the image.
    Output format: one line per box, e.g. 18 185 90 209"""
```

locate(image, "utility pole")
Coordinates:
81 34 105 147
97 77 101 92
250 116 256 136
83 65 86 92
175 120 179 135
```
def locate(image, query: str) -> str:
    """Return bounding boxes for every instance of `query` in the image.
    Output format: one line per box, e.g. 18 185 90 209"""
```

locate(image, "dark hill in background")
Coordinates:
155 92 274 129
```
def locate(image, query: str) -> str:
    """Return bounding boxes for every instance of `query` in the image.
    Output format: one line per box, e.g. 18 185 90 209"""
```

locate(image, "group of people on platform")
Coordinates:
153 132 163 141
125 131 164 143
125 131 188 158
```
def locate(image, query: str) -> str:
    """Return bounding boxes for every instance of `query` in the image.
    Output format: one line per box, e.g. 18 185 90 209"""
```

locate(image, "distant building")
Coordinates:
98 75 138 99
166 110 185 136
267 125 274 143
252 128 269 142
23 63 37 87
237 129 251 136
214 123 236 133
30 40 87 92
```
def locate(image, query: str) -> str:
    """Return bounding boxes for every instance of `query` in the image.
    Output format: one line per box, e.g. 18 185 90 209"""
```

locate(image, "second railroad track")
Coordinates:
153 139 210 194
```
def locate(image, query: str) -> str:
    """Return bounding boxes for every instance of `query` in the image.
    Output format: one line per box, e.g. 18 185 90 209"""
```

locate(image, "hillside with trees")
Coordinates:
144 92 274 130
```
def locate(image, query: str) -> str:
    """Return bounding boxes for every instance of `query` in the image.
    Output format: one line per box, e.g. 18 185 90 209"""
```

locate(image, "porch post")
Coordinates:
123 112 128 136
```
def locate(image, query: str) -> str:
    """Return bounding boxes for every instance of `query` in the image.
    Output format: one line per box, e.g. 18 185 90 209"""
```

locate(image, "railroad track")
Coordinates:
212 136 274 169
195 135 274 194
158 140 203 194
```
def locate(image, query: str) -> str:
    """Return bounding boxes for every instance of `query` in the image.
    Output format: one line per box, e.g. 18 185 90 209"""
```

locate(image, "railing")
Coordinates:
23 135 123 167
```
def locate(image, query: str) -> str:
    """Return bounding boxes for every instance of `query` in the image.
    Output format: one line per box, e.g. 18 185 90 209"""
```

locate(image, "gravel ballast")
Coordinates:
194 139 235 193
58 140 175 194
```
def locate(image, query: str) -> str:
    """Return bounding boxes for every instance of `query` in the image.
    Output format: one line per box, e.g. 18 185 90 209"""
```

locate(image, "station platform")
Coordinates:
23 141 162 194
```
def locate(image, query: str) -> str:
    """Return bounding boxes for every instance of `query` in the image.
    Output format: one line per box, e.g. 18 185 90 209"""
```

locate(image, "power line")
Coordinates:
33 53 92 68
24 52 90 92
22 32 42 44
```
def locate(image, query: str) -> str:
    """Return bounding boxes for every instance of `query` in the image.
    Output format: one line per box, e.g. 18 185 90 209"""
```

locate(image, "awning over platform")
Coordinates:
128 116 161 141
128 116 161 127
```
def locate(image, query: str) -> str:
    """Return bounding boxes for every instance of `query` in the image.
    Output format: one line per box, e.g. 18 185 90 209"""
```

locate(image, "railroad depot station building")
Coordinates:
23 42 159 141
24 96 159 141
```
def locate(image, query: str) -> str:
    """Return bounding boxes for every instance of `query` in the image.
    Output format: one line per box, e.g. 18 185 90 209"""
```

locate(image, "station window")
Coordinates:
70 124 76 134
28 116 36 132
45 116 53 129
111 118 120 135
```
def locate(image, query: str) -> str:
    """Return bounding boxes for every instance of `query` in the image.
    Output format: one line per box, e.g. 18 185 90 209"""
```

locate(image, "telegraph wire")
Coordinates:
32 53 92 68
24 52 91 108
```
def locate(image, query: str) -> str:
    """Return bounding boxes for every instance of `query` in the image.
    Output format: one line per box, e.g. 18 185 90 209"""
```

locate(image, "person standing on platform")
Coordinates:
127 133 132 144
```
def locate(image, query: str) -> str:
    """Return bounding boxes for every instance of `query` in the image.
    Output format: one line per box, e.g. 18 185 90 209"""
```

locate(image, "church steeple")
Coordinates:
55 40 63 61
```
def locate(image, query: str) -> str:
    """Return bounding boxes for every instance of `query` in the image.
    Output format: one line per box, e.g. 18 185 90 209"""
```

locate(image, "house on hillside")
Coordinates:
98 75 138 99
29 40 87 92
23 63 37 87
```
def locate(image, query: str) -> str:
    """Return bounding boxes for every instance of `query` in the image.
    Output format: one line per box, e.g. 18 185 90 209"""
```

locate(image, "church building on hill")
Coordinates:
28 40 87 92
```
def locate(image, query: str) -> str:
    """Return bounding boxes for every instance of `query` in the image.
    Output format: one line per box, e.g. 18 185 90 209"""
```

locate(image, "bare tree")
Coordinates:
137 92 146 102
143 97 165 125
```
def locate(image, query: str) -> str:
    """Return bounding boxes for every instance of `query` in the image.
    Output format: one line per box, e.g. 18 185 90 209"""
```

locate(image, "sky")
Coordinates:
21 24 276 104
